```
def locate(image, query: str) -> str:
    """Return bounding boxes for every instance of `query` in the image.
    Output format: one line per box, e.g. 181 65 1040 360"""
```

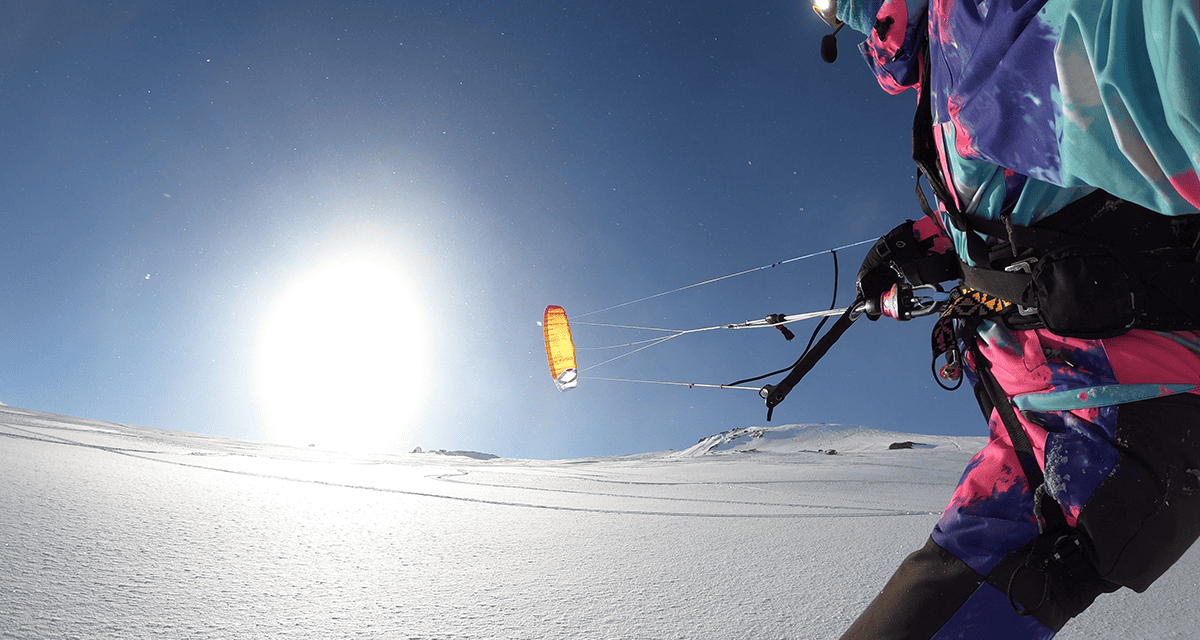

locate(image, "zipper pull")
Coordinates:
1043 347 1077 368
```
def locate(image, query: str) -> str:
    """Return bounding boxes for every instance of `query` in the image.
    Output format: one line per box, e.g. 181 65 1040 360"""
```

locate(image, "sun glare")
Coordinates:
255 258 429 451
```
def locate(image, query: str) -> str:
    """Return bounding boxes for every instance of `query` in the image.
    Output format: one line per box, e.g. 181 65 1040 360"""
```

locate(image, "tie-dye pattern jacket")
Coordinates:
841 0 1200 216
835 1 1200 638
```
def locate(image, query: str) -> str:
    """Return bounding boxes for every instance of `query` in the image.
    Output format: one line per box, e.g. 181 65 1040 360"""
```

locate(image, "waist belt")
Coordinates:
954 190 1200 338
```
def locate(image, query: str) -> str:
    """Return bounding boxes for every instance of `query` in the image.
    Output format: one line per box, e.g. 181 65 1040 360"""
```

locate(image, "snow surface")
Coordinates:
2 406 1198 639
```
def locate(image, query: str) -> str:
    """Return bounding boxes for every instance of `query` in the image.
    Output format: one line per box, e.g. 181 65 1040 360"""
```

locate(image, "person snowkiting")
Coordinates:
791 0 1200 638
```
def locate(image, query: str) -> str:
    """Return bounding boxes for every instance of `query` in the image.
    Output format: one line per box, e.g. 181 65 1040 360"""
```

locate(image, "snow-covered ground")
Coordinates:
2 406 1197 638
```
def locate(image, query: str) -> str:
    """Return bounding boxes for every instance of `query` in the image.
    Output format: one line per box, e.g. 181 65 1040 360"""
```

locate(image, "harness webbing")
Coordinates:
965 335 1045 495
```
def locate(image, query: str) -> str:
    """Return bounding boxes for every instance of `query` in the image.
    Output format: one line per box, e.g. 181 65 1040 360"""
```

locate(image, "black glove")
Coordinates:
858 219 942 319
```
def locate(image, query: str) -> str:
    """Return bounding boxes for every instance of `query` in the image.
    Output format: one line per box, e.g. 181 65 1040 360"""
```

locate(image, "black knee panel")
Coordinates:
1075 394 1200 591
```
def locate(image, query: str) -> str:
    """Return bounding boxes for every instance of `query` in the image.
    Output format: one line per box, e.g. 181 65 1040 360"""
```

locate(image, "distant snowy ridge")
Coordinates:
677 424 983 457
410 446 499 460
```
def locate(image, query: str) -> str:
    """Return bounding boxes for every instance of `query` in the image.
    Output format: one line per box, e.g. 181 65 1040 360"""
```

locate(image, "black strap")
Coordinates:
960 263 1037 307
910 42 994 269
965 328 1069 535
968 338 1044 491
763 303 859 421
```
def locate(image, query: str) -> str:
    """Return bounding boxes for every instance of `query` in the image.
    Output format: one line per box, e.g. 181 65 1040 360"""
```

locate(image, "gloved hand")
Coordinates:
856 221 917 319
856 266 899 321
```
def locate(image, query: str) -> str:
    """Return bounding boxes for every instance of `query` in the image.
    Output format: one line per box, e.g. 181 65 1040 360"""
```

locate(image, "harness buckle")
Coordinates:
1004 259 1040 316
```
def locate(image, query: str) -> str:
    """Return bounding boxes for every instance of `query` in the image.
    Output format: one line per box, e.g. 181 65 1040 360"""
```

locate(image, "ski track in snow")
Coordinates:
3 405 1198 639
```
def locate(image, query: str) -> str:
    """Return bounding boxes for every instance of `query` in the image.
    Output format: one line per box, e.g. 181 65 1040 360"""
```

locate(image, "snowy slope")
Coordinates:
2 405 1196 639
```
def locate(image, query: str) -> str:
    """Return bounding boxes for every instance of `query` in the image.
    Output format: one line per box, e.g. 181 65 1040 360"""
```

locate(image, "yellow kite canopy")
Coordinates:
543 305 578 391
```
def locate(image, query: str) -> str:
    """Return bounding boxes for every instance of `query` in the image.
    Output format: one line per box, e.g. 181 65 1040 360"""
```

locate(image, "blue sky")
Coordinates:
2 1 982 458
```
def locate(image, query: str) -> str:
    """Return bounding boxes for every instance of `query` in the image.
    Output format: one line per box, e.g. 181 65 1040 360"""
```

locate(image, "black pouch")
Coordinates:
1031 245 1137 339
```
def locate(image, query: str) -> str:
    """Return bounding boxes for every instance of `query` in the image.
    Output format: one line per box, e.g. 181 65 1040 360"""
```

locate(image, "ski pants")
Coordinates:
840 325 1200 640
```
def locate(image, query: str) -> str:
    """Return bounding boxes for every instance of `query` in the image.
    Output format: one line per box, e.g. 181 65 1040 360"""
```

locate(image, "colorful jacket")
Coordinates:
840 0 1200 218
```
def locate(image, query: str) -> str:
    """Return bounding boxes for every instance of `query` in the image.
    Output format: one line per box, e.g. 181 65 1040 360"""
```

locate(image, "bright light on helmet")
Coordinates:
812 0 843 29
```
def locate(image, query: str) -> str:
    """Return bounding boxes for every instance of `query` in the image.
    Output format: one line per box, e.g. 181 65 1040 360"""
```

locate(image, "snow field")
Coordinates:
2 407 1197 638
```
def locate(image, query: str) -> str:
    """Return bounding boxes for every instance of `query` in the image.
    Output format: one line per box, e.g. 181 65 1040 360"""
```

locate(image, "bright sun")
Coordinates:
254 258 429 451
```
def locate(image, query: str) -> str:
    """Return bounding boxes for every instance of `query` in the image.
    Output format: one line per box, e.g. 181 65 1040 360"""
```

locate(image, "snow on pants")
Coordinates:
839 323 1200 640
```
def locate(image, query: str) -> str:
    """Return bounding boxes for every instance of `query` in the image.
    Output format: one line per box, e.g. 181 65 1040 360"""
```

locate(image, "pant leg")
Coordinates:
838 536 1057 640
840 418 1064 640
840 394 1200 640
